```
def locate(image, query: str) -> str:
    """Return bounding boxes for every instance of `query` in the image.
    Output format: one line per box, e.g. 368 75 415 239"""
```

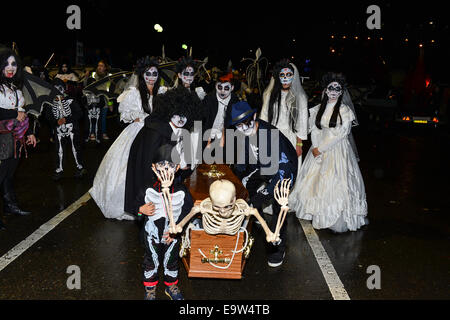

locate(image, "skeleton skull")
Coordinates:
209 180 236 218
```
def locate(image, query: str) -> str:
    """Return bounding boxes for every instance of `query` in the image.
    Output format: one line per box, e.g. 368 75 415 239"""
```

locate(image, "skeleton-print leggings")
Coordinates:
53 127 84 173
142 217 180 287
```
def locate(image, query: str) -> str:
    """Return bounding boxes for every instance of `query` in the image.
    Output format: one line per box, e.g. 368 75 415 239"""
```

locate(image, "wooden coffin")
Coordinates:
182 164 252 279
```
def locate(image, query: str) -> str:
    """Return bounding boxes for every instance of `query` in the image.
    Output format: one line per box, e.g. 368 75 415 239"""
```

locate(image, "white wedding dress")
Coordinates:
295 101 368 232
90 87 158 220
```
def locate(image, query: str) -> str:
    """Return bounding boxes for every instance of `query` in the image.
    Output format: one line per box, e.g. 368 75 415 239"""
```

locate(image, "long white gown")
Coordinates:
260 89 308 210
89 87 155 220
295 101 368 232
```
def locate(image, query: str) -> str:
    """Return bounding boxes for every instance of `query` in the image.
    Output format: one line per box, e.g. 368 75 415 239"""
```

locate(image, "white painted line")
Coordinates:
0 192 91 273
299 219 351 300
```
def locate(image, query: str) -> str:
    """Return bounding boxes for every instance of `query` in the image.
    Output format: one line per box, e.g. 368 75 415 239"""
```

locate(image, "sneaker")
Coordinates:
89 134 96 141
144 286 157 300
102 134 110 140
268 249 286 268
165 284 184 300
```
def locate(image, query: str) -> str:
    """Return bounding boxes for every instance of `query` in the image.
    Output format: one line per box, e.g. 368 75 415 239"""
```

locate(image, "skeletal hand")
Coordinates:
152 167 175 189
274 178 291 208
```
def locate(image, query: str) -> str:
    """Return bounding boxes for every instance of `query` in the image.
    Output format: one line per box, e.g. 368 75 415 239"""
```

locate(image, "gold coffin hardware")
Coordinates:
201 245 231 264
201 165 225 178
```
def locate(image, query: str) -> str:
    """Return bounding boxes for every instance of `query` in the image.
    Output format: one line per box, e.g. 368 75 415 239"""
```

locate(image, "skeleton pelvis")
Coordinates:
57 123 74 136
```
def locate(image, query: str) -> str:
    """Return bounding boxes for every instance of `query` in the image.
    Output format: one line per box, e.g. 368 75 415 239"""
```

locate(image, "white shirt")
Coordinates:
210 94 231 140
0 84 25 112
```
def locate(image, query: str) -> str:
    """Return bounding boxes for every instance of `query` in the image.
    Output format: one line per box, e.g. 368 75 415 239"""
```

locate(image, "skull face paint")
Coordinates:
325 81 343 100
279 67 294 88
235 114 256 136
216 81 233 99
179 66 194 87
144 66 158 85
3 56 17 79
171 115 187 128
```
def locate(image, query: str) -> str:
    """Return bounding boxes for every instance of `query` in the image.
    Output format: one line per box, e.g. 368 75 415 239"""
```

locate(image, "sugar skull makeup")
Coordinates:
3 56 17 79
279 67 294 86
179 66 194 86
325 81 343 100
144 66 158 85
171 114 187 128
216 81 233 99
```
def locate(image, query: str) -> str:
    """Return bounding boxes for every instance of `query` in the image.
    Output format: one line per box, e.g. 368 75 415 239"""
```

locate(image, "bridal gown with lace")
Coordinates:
295 101 368 232
89 87 154 220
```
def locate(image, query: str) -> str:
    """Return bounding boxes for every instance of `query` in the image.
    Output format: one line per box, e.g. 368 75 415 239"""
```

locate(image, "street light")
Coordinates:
154 24 163 32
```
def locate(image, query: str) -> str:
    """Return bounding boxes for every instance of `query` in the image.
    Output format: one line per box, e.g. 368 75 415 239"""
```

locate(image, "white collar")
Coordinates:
216 93 231 106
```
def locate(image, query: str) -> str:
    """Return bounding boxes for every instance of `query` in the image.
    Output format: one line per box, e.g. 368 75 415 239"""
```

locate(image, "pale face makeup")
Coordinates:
235 114 257 136
144 66 158 85
179 66 194 87
216 81 233 99
325 81 343 100
279 67 294 89
171 115 187 128
3 56 17 79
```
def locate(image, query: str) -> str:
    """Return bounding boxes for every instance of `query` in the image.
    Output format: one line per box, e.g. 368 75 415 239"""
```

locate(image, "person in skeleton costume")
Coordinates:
295 73 368 233
0 48 37 230
136 144 193 300
229 101 298 267
44 78 86 181
124 85 202 219
201 71 240 161
89 60 112 140
90 56 166 220
260 59 308 211
82 78 105 143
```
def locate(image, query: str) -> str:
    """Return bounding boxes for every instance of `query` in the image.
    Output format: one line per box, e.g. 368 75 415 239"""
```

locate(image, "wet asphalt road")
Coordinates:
0 113 448 301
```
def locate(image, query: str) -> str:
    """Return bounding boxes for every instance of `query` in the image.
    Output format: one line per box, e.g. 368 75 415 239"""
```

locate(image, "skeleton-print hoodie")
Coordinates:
44 97 83 129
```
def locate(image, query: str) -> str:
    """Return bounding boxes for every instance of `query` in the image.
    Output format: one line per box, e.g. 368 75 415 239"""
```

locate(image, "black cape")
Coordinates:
124 118 192 216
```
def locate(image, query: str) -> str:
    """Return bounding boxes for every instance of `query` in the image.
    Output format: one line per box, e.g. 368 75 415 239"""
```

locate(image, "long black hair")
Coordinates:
175 56 198 88
135 56 161 114
268 58 298 133
315 72 347 130
0 47 23 94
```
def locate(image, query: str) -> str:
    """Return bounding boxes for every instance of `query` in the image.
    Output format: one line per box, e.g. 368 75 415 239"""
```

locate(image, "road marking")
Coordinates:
299 219 351 300
0 192 91 273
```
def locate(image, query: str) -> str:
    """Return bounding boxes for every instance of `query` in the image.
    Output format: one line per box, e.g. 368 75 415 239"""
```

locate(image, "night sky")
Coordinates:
3 1 448 83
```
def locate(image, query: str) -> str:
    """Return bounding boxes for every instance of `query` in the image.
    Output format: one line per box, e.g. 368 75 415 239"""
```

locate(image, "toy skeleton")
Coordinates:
169 179 292 243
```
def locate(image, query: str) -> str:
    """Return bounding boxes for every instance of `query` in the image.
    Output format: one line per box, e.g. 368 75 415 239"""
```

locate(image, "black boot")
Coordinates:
3 192 31 216
2 179 31 216
0 218 6 230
